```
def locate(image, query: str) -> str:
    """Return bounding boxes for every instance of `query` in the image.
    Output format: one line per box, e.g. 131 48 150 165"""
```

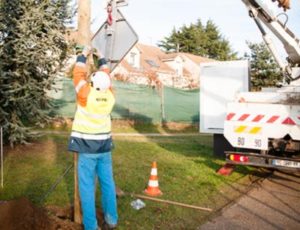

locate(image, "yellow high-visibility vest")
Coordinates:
72 87 115 138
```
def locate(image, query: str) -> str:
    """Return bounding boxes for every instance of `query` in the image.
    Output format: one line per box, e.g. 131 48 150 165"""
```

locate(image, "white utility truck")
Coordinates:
200 0 300 171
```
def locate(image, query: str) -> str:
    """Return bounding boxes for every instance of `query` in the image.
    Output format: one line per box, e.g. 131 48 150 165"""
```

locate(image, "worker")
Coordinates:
68 46 118 230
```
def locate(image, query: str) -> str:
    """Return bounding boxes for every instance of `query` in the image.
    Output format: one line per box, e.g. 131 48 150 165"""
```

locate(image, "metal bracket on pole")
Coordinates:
105 0 117 61
116 0 128 7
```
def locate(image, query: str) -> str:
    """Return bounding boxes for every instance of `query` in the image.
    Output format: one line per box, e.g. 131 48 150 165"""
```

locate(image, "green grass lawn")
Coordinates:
0 130 258 229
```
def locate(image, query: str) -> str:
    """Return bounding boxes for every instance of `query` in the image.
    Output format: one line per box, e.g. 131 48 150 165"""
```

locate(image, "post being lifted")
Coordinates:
1 127 3 188
77 0 91 46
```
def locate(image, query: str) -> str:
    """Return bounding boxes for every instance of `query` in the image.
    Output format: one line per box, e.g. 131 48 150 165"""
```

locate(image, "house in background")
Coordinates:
64 28 213 89
112 43 213 89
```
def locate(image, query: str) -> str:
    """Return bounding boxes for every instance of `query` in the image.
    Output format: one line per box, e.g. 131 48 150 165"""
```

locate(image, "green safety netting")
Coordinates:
163 86 199 122
50 77 76 117
112 81 162 123
49 78 200 123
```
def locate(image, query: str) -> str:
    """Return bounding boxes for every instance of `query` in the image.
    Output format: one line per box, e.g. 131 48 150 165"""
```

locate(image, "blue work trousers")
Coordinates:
78 152 118 230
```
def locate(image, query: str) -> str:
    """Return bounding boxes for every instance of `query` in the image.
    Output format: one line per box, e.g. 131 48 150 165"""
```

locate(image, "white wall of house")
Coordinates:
157 72 189 89
164 56 184 76
112 65 127 76
158 73 189 88
129 74 149 85
182 56 201 84
157 72 174 87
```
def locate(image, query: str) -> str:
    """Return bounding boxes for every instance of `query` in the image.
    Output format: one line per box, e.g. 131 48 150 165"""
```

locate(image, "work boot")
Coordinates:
103 222 117 230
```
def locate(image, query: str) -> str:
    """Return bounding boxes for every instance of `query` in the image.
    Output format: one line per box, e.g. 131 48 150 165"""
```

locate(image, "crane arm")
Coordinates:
242 0 300 81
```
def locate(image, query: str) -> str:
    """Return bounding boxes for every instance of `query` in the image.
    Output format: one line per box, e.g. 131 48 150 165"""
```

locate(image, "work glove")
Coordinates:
75 45 91 64
92 48 106 69
75 45 91 56
92 48 103 59
82 45 92 57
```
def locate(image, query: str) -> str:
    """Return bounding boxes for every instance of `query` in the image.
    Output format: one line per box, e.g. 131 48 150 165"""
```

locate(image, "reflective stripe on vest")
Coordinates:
75 62 86 68
71 131 111 140
75 80 88 93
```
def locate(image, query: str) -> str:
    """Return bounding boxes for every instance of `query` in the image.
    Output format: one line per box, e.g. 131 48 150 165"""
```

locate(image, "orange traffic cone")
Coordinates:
144 161 162 196
217 163 235 176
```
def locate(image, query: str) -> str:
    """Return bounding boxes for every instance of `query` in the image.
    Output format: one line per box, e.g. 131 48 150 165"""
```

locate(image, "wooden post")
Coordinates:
77 0 91 46
74 0 91 224
1 127 3 188
74 153 82 223
160 84 165 125
132 194 213 212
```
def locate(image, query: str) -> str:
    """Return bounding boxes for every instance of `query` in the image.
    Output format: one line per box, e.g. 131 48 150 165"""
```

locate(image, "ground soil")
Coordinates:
0 121 199 230
0 197 83 230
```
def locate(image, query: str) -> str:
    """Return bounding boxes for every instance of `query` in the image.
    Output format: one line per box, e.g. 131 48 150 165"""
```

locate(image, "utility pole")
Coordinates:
74 0 91 224
77 0 91 46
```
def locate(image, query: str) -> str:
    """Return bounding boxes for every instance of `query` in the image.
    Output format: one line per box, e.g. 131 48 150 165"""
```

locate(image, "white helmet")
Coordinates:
91 71 111 91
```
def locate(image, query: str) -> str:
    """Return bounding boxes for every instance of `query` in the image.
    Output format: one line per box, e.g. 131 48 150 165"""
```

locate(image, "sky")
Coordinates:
88 0 300 57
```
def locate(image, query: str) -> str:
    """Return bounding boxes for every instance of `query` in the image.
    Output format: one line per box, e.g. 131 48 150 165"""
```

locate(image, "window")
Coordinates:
129 52 136 66
145 59 159 68
175 58 183 76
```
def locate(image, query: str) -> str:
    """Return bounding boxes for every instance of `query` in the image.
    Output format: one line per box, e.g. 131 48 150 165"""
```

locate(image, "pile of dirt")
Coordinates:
0 197 82 230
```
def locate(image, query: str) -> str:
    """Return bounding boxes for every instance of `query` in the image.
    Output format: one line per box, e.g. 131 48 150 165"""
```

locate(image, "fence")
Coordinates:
50 78 200 123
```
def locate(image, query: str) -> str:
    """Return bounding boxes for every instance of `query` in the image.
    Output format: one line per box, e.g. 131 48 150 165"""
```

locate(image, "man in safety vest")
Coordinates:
68 46 118 230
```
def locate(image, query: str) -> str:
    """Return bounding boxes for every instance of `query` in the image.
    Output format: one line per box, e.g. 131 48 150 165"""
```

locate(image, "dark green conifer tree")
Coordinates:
158 19 237 60
0 0 72 145
244 41 282 90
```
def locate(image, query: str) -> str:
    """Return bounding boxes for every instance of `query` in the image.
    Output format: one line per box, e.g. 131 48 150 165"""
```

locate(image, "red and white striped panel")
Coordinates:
226 113 300 125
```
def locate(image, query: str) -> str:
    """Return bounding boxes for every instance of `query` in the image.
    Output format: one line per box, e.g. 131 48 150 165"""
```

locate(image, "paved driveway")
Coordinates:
200 170 300 230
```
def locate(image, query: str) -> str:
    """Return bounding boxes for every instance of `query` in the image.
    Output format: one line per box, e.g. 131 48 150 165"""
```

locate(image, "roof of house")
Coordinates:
160 53 180 61
136 43 175 73
180 52 213 64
